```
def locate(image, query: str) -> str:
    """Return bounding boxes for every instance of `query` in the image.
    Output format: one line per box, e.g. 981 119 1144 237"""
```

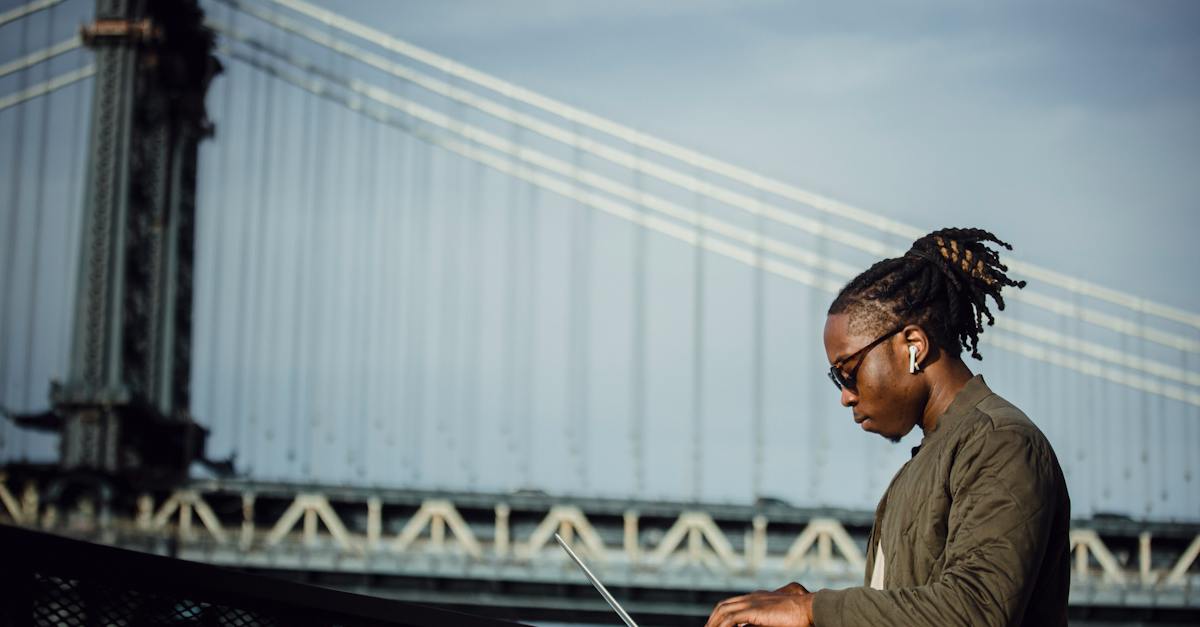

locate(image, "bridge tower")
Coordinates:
16 0 219 488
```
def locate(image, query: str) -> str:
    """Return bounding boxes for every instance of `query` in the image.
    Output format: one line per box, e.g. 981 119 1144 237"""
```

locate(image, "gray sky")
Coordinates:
322 0 1200 312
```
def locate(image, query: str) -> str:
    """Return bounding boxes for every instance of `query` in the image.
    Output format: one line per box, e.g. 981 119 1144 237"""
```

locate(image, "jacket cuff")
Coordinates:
811 589 846 627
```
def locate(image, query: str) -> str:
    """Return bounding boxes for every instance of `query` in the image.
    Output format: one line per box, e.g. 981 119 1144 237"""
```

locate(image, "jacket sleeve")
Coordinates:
811 428 1060 627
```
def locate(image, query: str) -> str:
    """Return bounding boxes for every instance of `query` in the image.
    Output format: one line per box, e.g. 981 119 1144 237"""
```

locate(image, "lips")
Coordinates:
853 414 867 424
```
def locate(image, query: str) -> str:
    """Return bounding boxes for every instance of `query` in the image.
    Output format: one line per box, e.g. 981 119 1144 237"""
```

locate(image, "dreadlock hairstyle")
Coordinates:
828 227 1027 360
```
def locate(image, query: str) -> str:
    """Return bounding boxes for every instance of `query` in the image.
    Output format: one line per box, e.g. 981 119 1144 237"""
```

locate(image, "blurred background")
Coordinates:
1 0 1198 624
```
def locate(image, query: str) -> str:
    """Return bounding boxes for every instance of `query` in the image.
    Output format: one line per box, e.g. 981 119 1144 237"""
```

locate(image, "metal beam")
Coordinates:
1 476 1195 610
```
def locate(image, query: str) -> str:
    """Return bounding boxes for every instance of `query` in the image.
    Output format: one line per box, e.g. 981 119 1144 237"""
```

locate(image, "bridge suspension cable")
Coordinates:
0 35 81 80
0 0 66 28
217 44 1200 409
208 22 1200 395
214 0 1200 356
258 0 1200 334
0 64 93 112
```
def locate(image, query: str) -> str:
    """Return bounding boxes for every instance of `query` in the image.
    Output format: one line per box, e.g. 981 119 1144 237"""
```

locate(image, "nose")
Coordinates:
840 386 858 408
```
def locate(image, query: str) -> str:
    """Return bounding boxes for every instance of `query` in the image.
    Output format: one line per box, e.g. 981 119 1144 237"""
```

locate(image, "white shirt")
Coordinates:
870 541 886 590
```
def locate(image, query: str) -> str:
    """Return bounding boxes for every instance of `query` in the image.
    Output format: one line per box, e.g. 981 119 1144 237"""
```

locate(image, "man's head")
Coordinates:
822 227 1026 442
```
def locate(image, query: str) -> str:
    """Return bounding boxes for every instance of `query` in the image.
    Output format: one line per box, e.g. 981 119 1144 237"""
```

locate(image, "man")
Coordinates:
706 228 1071 626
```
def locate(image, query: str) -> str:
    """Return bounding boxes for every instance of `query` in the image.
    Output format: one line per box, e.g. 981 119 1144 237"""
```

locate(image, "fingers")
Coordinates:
705 596 753 627
706 588 812 627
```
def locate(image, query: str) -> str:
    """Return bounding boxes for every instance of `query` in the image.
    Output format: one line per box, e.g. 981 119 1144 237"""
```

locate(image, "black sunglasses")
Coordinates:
827 324 905 391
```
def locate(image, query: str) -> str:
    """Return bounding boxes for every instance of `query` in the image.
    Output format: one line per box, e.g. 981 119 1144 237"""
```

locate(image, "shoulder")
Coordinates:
956 390 1051 453
949 392 1062 490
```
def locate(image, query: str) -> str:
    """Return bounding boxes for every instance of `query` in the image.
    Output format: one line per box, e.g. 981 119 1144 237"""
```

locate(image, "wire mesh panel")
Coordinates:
0 524 524 627
25 573 278 627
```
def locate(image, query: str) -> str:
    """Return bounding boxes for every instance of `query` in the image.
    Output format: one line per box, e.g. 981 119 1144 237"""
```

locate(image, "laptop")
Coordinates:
553 532 639 627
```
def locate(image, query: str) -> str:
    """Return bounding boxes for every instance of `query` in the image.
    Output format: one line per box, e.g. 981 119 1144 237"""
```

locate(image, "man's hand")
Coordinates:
704 582 814 627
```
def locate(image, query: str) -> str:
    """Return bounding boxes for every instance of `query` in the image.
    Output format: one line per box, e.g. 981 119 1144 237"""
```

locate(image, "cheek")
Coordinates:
855 360 905 422
851 377 886 415
857 356 896 396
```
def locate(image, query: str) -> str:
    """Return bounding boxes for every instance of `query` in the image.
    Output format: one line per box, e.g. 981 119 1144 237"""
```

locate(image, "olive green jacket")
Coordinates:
812 375 1071 626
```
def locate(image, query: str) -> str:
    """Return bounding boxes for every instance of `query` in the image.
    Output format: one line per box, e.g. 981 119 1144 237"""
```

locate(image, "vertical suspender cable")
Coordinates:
353 73 371 480
437 101 463 484
244 42 269 471
303 49 335 479
691 170 705 503
22 2 57 412
751 193 765 500
252 28 282 473
307 51 332 478
400 111 416 483
59 54 89 382
283 67 310 470
521 182 541 489
463 160 483 489
1107 333 1130 507
630 149 647 498
385 83 409 483
0 13 32 417
398 106 422 482
1137 313 1152 516
205 9 239 462
247 35 278 474
337 54 355 481
1185 349 1195 510
515 171 532 488
323 50 343 478
578 159 592 492
330 48 351 481
1029 304 1046 487
305 71 325 479
361 101 377 481
500 121 520 486
566 134 579 488
812 214 828 506
229 42 264 468
1058 301 1070 486
432 118 447 476
191 41 216 446
332 50 354 482
266 26 296 479
567 125 590 491
359 100 380 481
1071 295 1090 510
404 126 431 483
376 105 395 486
515 178 532 488
576 131 592 492
317 49 346 478
449 106 468 484
1156 346 1168 511
1079 299 1095 515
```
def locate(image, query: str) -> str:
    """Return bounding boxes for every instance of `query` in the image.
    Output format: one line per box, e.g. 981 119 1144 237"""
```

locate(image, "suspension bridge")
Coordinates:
1 0 1198 622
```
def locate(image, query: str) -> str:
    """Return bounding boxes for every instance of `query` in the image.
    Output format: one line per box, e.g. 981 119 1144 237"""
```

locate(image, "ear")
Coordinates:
901 325 930 369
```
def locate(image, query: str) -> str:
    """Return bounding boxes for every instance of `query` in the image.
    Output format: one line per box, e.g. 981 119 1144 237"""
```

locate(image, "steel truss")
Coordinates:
0 475 1196 618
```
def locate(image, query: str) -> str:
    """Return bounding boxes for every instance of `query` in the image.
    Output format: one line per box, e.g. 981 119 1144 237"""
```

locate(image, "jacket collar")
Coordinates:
911 374 993 457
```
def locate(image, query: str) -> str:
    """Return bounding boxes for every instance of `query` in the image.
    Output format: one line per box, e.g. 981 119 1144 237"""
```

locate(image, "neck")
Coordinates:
919 358 974 436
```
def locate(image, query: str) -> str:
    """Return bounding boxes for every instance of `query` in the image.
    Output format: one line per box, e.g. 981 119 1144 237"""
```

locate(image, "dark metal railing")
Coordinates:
0 524 525 626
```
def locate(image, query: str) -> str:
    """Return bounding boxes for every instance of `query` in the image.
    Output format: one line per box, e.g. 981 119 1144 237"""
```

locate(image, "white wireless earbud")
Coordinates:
908 345 919 374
